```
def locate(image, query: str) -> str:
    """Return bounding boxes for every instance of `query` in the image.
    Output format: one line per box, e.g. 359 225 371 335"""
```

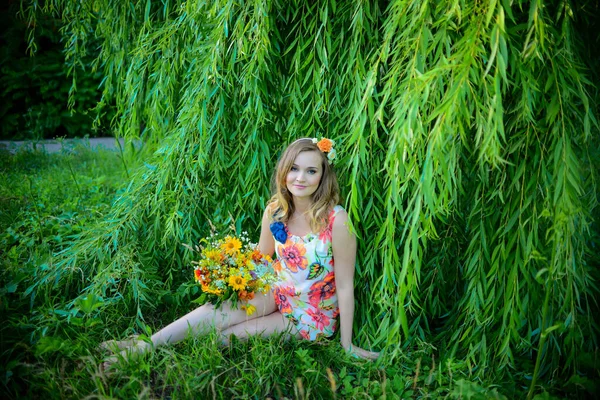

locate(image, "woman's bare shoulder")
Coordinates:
332 207 350 231
264 202 277 216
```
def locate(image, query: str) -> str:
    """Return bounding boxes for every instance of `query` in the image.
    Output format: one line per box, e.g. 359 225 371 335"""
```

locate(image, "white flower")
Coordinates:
311 138 318 144
327 148 337 162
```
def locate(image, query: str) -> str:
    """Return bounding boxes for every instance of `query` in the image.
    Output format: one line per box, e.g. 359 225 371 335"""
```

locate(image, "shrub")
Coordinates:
0 4 113 140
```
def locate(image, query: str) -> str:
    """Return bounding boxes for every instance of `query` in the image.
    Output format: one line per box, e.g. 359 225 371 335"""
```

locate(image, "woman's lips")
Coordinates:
294 185 307 189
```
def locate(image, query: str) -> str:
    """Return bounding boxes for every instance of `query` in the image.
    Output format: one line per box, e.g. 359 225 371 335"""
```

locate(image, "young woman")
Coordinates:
102 138 379 366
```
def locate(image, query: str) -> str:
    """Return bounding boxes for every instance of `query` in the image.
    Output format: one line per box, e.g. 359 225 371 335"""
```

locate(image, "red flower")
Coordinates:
278 242 308 272
273 286 293 315
306 308 330 331
280 285 297 297
308 272 336 307
319 209 336 243
299 330 311 340
331 320 338 333
194 269 202 282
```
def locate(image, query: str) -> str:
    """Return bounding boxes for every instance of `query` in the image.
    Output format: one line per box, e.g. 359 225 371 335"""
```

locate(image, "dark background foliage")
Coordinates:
0 1 114 140
1 0 599 398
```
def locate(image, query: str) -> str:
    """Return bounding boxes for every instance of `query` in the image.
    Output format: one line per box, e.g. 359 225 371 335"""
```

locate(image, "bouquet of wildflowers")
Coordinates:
187 231 277 315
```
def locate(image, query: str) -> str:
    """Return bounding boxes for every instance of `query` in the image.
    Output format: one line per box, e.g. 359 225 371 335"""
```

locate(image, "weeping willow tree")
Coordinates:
24 0 599 387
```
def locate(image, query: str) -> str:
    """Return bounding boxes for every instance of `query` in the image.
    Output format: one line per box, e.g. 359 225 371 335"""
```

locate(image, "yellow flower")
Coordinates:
221 236 242 256
228 267 240 277
201 283 222 295
210 287 223 295
241 304 256 316
228 275 247 291
236 253 248 267
203 248 222 261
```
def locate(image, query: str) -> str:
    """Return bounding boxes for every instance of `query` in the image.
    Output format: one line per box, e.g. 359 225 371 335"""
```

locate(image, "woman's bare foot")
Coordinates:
346 344 381 361
102 341 152 370
99 334 140 353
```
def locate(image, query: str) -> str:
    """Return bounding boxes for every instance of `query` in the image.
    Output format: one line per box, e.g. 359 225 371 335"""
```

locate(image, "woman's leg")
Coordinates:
99 334 139 352
220 311 302 344
104 292 278 366
150 292 277 347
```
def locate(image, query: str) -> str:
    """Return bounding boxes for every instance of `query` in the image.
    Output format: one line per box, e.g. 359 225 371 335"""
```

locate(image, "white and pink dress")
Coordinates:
271 206 344 340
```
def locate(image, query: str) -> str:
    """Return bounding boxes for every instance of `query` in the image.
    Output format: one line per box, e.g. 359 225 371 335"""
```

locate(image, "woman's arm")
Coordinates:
332 210 379 360
332 210 356 349
257 206 275 257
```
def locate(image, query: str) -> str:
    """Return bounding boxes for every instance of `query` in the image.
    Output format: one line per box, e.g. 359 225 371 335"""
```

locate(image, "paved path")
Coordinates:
0 137 141 154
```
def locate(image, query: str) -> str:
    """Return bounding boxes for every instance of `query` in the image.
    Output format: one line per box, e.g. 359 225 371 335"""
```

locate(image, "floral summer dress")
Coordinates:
271 205 344 340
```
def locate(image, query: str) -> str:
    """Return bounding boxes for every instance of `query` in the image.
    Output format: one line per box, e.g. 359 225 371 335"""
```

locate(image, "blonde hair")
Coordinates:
268 138 340 232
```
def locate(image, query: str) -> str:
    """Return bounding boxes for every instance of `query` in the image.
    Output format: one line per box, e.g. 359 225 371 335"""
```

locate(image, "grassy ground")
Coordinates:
0 147 583 399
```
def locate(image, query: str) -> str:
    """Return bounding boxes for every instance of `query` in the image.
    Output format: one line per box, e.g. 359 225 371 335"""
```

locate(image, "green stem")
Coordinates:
115 137 130 179
67 158 83 199
27 177 45 244
527 280 552 400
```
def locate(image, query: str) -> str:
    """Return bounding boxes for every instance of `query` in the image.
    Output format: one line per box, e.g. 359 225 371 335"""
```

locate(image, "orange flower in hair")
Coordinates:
311 137 337 164
316 138 334 153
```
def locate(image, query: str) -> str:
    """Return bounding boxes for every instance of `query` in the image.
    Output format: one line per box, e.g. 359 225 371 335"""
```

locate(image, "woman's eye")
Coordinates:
290 167 298 172
308 170 316 175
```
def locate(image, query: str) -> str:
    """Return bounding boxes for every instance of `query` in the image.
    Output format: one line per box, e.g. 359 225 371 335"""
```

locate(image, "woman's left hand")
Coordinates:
345 344 380 360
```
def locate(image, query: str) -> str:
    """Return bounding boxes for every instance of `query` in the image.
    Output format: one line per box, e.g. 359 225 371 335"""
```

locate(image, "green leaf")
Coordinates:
306 262 325 280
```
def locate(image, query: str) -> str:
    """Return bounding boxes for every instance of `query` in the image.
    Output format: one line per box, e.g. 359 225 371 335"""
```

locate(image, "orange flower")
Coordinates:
194 269 202 282
316 138 333 153
272 259 282 273
278 242 308 272
238 290 255 300
251 249 263 263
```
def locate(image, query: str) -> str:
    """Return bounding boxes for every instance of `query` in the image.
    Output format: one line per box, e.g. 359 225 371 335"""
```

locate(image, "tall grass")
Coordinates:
0 148 540 398
15 0 600 395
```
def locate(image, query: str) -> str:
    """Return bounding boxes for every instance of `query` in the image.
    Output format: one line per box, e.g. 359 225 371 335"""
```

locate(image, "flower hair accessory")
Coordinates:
270 221 288 243
311 137 337 164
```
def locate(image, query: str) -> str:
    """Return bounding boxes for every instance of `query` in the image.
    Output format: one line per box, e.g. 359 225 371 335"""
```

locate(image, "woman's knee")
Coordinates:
248 292 277 314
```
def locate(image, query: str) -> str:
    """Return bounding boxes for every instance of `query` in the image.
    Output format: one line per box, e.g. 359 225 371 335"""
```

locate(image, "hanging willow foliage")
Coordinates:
24 0 599 383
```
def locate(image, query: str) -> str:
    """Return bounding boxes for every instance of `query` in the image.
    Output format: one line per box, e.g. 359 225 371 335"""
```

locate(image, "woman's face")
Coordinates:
286 150 323 200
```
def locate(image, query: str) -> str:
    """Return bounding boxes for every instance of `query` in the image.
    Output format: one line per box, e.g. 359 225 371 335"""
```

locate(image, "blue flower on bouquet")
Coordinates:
270 221 288 243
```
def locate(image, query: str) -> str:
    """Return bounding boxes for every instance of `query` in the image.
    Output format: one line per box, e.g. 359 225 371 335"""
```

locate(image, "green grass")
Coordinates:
16 2 600 398
0 147 593 399
8 329 515 399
